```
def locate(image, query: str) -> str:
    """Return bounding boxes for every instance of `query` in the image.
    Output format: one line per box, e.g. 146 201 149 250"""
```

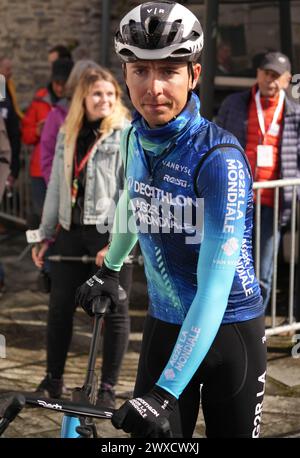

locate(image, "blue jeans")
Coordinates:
256 206 281 312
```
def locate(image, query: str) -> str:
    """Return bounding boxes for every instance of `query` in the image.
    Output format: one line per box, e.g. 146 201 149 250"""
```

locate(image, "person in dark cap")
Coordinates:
217 50 300 313
48 45 72 65
50 58 74 100
259 51 291 76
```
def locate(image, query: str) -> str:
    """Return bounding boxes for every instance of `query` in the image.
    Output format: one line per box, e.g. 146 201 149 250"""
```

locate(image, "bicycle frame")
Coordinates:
24 394 113 419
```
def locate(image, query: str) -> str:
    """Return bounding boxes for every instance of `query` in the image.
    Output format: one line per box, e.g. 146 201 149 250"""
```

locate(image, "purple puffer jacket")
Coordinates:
40 98 69 184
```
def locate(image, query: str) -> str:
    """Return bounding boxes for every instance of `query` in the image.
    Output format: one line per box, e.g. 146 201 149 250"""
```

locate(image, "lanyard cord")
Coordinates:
255 89 285 138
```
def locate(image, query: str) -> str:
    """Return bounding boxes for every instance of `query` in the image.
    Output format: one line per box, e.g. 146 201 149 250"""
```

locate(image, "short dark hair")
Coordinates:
51 58 74 83
48 45 72 60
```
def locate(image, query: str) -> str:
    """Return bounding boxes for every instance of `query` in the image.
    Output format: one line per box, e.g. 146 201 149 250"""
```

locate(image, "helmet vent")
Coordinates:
145 17 160 35
115 3 204 62
167 19 182 44
172 47 190 56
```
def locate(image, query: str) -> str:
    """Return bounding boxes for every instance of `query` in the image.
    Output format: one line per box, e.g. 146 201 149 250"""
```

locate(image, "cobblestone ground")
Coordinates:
0 229 300 438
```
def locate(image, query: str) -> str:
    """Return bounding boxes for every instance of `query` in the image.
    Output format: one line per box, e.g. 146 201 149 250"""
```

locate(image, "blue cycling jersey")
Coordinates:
106 92 263 397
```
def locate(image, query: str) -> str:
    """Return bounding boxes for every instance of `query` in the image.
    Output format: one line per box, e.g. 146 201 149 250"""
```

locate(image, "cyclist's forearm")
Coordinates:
104 189 138 271
156 260 236 398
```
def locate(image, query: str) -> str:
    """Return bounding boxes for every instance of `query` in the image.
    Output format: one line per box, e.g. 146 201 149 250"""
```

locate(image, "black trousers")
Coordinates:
47 226 133 386
134 314 267 438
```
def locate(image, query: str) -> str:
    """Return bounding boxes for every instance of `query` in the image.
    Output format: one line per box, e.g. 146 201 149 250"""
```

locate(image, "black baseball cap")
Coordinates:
51 58 74 82
259 52 291 75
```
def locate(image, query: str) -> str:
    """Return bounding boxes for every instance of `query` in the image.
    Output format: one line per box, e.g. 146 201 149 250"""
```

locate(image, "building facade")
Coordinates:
1 0 300 110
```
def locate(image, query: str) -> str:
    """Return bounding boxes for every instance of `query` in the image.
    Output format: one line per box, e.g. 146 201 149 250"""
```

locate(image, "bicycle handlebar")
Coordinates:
91 295 111 315
25 394 114 419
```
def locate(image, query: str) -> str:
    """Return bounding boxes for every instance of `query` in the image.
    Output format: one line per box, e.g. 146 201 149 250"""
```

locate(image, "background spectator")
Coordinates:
0 56 21 189
21 58 73 225
216 42 233 75
216 51 299 312
0 113 11 296
41 60 101 185
48 45 72 65
32 67 134 409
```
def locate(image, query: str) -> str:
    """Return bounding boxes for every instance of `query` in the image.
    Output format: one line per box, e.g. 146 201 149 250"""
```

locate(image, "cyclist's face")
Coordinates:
125 61 201 128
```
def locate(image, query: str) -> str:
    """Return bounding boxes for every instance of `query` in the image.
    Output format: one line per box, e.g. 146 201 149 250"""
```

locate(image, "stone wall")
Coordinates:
0 0 140 109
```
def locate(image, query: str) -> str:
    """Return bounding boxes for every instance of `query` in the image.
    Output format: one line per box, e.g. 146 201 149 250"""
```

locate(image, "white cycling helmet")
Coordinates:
115 1 204 63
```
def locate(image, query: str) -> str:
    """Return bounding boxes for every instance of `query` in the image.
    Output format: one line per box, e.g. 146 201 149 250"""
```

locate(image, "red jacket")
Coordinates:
21 88 53 177
245 86 283 207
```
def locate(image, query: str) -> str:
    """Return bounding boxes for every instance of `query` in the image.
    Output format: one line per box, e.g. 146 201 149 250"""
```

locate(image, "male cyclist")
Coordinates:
76 1 266 438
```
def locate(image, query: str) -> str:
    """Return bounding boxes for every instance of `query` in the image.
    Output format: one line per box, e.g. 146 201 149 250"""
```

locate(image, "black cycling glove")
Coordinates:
111 385 177 438
75 264 120 316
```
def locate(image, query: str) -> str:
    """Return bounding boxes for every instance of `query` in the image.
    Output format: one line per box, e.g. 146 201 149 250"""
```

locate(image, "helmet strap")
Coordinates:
188 62 195 85
123 64 132 101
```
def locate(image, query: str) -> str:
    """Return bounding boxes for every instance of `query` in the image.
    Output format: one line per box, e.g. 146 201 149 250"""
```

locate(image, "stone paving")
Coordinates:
0 229 300 438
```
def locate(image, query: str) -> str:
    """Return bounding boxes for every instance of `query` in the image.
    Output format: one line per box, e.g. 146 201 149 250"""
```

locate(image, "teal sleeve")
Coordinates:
104 126 138 271
104 188 138 271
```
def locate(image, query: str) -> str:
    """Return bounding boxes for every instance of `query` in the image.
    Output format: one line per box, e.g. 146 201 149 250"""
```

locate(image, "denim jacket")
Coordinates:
41 120 129 239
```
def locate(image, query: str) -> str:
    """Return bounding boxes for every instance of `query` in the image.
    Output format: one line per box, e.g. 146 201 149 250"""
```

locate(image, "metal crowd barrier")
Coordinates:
0 146 31 225
253 178 300 336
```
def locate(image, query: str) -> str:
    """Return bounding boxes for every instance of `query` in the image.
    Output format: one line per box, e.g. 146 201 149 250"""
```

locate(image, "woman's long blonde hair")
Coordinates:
64 66 130 147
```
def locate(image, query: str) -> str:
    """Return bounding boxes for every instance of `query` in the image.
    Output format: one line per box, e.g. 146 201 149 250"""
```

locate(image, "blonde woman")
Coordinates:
41 59 102 185
32 67 133 408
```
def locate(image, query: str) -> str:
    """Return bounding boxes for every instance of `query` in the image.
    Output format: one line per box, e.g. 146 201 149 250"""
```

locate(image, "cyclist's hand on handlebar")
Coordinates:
111 385 176 438
75 264 120 317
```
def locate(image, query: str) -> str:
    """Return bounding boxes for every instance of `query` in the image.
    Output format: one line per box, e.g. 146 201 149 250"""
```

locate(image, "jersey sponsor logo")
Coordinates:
222 237 239 256
163 174 188 188
169 326 201 372
127 177 204 243
252 371 266 438
223 159 246 234
37 400 62 410
164 368 176 380
127 177 194 207
236 238 255 297
130 196 204 245
162 160 192 176
130 398 159 418
131 197 200 232
87 275 104 287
